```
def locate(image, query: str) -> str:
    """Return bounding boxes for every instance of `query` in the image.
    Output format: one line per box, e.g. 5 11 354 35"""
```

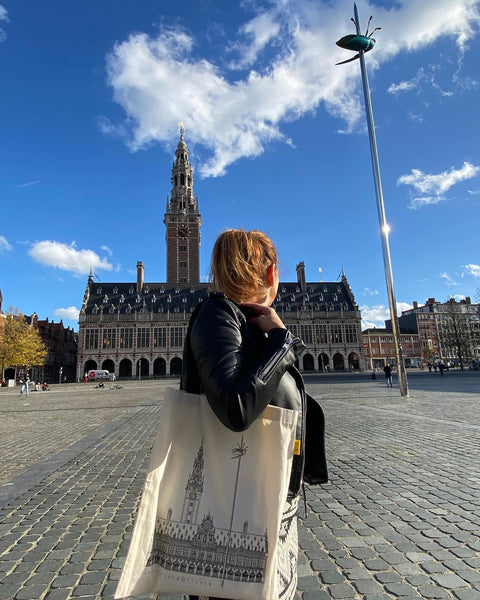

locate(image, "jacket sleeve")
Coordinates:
190 297 304 432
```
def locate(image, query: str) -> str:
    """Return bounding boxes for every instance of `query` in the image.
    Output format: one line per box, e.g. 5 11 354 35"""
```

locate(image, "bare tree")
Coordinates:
437 299 474 370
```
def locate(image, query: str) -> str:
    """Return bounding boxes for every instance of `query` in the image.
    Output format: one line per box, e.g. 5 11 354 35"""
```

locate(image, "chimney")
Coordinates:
413 301 418 309
136 261 144 292
296 261 306 292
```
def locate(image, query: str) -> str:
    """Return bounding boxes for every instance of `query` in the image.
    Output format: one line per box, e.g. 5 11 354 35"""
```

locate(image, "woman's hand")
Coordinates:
240 302 286 333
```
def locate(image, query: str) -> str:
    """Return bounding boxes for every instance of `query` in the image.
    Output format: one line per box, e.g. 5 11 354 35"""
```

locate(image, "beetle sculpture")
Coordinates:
336 14 380 65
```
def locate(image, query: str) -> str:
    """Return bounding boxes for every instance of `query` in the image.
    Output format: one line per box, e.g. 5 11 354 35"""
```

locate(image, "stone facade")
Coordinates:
76 132 365 380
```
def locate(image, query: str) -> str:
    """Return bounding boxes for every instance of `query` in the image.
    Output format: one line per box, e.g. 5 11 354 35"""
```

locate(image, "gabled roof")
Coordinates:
80 279 358 316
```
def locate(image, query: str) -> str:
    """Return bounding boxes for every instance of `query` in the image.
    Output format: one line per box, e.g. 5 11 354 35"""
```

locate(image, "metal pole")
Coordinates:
353 3 409 396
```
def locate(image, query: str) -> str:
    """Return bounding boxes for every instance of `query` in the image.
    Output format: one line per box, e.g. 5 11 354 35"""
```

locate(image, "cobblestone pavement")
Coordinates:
0 371 479 600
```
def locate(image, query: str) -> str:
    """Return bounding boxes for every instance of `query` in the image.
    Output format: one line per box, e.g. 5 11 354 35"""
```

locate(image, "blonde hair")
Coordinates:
211 229 278 303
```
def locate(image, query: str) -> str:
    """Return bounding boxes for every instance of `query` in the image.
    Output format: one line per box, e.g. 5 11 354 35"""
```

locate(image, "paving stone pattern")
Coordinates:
0 372 479 599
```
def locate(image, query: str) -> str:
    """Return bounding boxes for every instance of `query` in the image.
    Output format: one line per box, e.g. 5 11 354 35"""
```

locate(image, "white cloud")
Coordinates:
28 241 113 275
450 294 466 301
398 161 480 209
100 245 113 256
440 271 459 286
103 0 480 177
13 180 40 189
360 302 412 330
465 263 480 277
228 11 281 69
388 66 454 97
0 4 8 42
0 235 13 252
363 288 379 296
54 306 80 322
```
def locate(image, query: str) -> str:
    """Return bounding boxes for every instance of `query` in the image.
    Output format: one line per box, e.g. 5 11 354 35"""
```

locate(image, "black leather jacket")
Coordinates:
181 294 328 497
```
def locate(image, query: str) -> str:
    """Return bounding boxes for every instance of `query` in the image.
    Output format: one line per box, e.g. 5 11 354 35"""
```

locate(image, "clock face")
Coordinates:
177 225 189 238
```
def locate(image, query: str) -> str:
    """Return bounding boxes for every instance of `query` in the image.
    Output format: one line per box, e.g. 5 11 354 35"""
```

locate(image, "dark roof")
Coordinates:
81 279 358 316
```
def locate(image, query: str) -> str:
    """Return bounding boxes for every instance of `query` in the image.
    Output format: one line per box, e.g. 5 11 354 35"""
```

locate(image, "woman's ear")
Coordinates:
266 264 275 286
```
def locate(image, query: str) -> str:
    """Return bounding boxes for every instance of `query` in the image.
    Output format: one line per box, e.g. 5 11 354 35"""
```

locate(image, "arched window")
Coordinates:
180 173 185 186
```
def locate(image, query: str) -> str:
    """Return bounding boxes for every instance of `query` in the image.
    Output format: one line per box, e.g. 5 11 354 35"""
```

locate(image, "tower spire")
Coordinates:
164 125 202 283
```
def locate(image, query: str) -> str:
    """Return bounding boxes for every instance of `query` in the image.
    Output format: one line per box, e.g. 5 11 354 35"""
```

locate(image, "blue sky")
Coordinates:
1 0 479 331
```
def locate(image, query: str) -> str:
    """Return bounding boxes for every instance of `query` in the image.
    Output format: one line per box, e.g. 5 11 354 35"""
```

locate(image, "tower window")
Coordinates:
180 173 185 186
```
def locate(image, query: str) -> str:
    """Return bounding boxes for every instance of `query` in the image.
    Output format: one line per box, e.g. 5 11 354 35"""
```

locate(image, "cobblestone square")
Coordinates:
0 371 479 599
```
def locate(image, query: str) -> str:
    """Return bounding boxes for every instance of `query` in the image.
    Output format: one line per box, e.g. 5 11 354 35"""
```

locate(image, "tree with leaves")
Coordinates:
0 307 47 378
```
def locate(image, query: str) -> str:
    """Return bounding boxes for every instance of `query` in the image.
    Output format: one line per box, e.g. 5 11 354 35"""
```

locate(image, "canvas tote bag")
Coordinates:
115 386 298 600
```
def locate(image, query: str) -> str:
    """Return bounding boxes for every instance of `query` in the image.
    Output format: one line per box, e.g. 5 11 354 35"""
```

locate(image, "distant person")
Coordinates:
20 375 30 396
438 362 445 376
84 372 89 384
427 362 432 373
433 363 438 373
383 364 393 388
42 382 50 391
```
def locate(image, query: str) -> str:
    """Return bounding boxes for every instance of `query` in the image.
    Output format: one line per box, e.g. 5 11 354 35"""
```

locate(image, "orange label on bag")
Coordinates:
293 440 301 455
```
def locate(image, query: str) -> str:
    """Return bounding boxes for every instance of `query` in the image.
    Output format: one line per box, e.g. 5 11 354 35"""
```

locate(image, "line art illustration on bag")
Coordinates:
147 436 269 585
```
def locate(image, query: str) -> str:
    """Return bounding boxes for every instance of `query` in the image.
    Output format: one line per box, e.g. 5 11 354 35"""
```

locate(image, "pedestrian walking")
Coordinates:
383 364 393 387
20 375 30 396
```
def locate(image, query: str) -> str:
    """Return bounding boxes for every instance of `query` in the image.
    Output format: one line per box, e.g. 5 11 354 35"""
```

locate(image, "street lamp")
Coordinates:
336 3 409 396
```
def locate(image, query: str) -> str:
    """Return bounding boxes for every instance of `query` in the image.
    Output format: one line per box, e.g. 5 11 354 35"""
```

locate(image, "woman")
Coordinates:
181 228 327 600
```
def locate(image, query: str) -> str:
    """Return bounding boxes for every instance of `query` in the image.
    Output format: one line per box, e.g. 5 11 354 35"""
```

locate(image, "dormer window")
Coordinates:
333 294 338 301
103 295 109 304
291 295 295 302
182 297 187 303
113 287 118 294
319 294 324 301
96 287 102 294
175 287 180 294
136 294 141 303
160 287 165 294
119 295 125 304
323 287 328 293
152 294 156 303
295 287 300 293
109 305 115 314
129 287 134 294
92 304 99 314
167 295 172 303
281 287 286 293
126 304 132 314
158 306 163 313
144 286 149 294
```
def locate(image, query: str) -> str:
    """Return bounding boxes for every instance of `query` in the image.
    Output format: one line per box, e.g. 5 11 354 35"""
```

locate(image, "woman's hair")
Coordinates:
211 229 278 303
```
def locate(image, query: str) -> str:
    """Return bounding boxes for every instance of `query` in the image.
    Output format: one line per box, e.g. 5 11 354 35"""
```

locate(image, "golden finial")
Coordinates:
178 121 185 139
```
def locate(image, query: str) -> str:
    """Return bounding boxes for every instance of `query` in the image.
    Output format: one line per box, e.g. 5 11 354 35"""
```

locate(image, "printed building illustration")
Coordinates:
147 440 268 584
77 129 365 380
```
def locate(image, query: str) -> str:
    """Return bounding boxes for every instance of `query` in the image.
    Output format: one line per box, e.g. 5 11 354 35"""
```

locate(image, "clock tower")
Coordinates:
164 124 201 283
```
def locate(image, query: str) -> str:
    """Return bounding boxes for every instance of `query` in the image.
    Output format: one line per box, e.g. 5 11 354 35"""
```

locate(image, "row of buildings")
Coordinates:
2 132 478 382
75 130 479 379
0 289 77 384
